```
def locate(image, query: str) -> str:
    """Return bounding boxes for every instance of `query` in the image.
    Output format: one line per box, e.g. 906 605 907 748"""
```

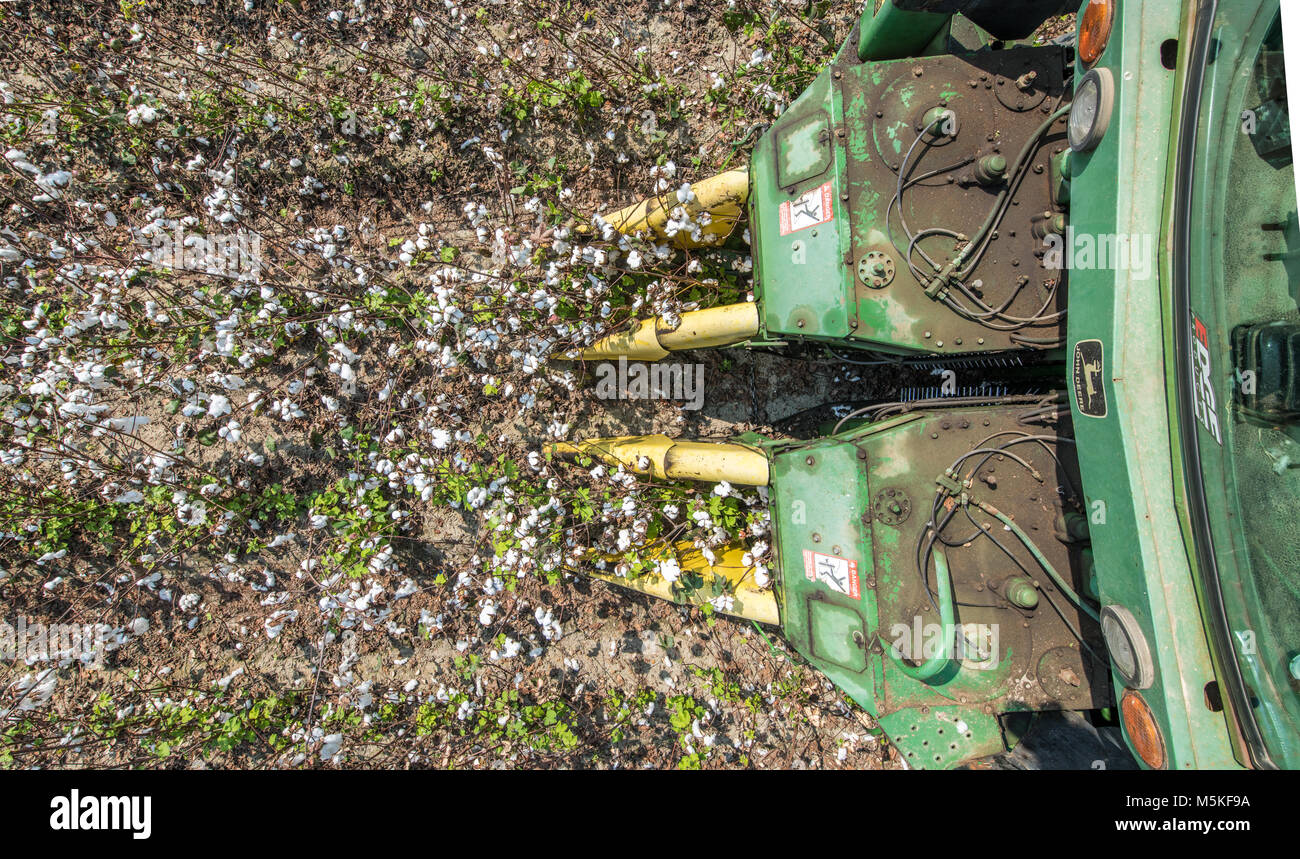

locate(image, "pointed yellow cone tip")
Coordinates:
574 540 779 625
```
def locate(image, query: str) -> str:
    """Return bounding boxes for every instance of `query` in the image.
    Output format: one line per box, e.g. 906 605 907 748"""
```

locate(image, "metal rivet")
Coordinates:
805 456 815 466
812 533 822 543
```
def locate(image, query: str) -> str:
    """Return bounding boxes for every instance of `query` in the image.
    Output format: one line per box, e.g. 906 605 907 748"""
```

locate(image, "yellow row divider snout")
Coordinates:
547 434 769 486
573 301 760 361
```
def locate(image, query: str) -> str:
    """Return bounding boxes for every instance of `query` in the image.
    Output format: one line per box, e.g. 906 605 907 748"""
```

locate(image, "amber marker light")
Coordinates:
1121 689 1168 770
1079 0 1116 67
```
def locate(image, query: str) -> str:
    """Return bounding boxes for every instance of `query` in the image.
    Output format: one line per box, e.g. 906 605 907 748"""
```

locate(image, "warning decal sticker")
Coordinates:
779 182 835 236
802 549 860 600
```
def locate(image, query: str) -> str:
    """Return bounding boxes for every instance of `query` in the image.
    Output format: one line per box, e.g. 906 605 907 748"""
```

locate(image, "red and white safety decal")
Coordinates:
779 182 835 236
802 549 860 600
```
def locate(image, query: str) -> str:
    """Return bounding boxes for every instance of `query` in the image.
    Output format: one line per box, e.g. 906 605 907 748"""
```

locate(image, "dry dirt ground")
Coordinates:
0 0 1069 769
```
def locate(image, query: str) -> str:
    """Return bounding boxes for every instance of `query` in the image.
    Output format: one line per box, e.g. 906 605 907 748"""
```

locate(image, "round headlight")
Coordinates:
1101 603 1155 689
1068 68 1115 152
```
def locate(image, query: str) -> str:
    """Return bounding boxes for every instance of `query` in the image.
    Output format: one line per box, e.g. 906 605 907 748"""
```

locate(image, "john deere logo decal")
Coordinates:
1072 339 1107 418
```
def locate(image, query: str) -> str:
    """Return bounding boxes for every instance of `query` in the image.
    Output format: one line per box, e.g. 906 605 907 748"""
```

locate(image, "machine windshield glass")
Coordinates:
1182 0 1300 768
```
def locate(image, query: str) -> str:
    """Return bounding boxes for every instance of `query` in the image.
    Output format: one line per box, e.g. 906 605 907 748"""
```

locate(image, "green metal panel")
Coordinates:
771 431 883 714
857 0 953 62
751 71 854 340
750 46 1071 356
767 405 1105 767
877 705 1003 769
1065 0 1240 768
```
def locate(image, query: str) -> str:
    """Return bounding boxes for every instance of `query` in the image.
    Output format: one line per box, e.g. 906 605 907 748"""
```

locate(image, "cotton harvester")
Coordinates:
552 0 1300 770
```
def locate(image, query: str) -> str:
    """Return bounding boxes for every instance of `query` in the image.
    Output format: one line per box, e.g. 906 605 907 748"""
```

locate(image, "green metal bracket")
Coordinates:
857 1 953 62
878 705 1005 769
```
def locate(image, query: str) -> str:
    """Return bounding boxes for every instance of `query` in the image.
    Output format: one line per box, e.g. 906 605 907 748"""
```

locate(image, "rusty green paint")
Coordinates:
752 45 1071 355
762 406 1102 768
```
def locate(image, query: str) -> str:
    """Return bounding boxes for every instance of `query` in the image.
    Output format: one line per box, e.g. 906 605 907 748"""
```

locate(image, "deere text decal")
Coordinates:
1191 313 1223 445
